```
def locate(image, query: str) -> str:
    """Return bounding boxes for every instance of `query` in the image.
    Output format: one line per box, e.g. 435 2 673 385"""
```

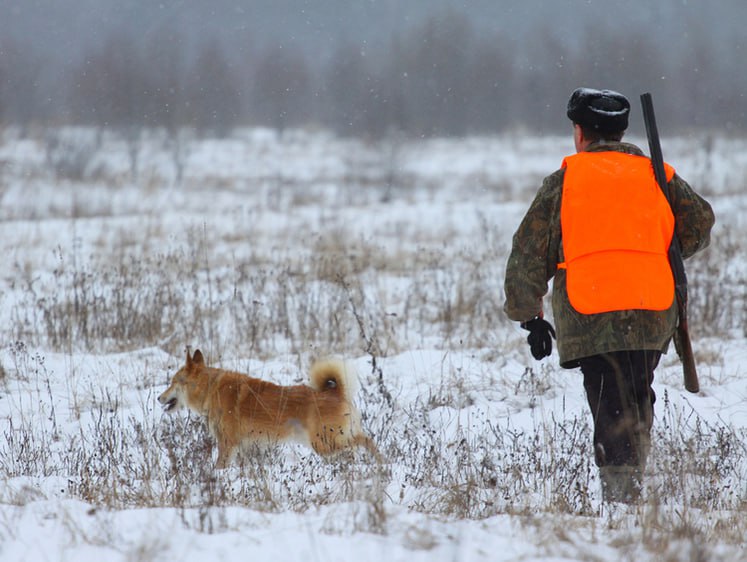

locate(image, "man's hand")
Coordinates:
520 316 556 360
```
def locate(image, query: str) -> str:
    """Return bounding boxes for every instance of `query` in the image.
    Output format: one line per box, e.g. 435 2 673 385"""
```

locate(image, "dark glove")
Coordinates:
520 316 556 360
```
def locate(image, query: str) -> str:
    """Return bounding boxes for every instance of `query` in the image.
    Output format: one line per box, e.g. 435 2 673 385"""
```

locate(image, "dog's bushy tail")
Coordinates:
309 358 360 402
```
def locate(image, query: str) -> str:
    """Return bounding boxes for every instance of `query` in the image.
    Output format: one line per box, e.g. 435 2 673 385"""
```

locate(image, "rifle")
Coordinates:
640 92 699 393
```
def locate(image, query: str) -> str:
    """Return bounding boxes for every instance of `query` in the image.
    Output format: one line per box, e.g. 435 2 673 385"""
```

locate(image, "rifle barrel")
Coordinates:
640 92 700 394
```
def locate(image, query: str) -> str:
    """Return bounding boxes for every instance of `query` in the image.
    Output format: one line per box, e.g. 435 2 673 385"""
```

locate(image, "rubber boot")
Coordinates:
599 466 642 504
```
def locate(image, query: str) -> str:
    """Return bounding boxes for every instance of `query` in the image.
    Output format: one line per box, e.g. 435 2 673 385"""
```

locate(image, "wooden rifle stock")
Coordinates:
640 92 699 393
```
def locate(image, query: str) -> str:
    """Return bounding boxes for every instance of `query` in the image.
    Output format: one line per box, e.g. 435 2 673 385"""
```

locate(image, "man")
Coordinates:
503 88 715 503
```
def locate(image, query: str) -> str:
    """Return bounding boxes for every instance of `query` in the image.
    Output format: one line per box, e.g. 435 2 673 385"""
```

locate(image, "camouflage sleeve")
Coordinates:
667 175 715 259
503 170 563 322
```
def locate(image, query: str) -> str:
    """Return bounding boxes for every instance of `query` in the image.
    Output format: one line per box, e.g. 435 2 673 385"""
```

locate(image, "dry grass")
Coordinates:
3 339 744 549
1 128 746 557
12 218 512 360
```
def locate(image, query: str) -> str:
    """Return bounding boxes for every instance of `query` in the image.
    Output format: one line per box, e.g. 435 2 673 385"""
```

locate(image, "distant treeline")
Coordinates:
0 11 743 137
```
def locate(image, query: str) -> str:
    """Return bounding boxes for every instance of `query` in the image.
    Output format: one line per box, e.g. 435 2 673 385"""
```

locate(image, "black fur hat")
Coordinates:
567 88 630 133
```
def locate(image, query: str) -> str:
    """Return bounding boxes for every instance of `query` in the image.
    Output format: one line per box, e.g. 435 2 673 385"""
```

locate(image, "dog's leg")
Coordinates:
215 451 229 469
353 434 383 463
215 438 236 469
309 433 333 457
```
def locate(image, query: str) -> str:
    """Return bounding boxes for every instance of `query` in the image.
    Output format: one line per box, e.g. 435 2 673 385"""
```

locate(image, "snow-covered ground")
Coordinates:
0 127 745 561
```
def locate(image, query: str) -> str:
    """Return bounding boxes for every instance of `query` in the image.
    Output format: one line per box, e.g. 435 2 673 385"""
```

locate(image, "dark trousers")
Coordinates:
579 350 660 469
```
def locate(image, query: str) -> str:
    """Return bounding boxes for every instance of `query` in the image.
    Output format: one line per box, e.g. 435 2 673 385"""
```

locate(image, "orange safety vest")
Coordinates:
559 151 676 315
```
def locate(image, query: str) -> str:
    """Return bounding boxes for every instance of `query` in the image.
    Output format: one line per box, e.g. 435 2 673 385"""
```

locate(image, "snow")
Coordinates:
0 127 745 561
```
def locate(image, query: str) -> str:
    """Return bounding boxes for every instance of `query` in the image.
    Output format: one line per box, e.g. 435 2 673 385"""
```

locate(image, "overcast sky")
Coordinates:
2 0 744 66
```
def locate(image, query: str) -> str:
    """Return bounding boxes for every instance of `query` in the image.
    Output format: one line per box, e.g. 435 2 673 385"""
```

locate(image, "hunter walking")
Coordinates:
503 88 715 502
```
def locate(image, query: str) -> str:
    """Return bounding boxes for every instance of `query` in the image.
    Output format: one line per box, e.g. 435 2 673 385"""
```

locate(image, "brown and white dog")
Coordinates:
158 349 379 467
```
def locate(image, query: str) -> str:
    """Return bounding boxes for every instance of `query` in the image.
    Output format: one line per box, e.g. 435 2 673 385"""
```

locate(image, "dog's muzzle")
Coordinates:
159 395 178 412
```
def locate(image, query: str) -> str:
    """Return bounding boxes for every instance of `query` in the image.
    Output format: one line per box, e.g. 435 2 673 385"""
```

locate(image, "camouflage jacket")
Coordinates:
504 141 715 367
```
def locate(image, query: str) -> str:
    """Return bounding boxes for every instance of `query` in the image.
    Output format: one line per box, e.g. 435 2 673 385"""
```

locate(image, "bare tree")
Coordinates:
0 37 44 134
394 11 474 136
11 2 747 137
144 27 192 183
466 35 516 133
184 39 242 137
251 44 312 134
323 41 373 136
69 32 152 179
143 27 187 132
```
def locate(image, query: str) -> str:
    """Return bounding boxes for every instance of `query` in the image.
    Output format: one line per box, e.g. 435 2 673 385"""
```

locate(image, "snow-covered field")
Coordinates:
1 127 745 561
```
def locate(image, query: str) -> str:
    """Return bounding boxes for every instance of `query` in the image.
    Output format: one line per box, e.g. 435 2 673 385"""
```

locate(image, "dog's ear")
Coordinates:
192 349 205 365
